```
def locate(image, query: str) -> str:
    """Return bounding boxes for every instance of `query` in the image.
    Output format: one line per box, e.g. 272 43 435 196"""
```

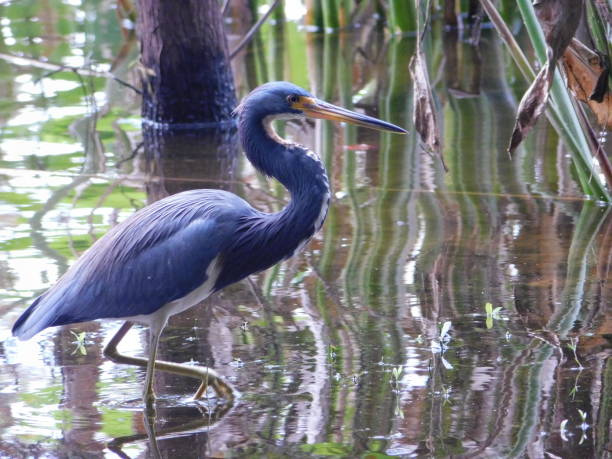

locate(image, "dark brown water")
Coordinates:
0 2 610 458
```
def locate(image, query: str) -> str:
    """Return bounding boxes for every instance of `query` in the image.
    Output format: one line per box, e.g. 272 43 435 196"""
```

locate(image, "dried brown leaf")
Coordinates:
410 48 446 171
508 64 554 153
563 44 612 128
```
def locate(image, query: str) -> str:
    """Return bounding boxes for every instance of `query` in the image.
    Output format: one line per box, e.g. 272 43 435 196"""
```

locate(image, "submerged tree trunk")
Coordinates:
138 0 237 125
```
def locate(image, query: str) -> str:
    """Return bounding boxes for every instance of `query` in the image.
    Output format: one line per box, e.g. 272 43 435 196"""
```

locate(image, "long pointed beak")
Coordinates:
298 97 407 134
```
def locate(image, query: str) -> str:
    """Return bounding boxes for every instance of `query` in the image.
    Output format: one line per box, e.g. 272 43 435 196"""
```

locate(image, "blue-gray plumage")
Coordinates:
12 81 406 406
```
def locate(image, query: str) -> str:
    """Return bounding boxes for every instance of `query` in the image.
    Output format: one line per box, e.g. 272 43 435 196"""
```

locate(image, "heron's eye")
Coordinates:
287 95 300 104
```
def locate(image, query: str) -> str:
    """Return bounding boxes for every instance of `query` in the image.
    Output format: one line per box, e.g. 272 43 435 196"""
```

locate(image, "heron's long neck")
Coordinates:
240 115 330 239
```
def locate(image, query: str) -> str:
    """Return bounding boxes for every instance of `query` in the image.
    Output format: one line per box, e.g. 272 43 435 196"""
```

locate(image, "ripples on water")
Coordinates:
0 2 610 458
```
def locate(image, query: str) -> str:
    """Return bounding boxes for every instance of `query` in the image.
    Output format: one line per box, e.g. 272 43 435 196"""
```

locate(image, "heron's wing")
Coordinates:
13 190 250 339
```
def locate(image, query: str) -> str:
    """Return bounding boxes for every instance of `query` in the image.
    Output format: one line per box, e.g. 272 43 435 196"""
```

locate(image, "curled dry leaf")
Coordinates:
508 0 584 154
509 65 554 153
409 44 447 171
562 42 612 128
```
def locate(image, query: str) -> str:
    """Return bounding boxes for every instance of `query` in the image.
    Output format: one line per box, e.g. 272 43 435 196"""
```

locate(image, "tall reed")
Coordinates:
388 0 416 34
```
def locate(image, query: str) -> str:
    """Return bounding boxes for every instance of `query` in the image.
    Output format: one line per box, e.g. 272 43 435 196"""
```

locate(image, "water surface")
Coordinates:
0 2 610 458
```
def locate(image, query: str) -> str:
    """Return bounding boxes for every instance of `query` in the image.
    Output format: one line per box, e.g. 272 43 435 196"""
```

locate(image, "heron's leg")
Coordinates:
103 322 234 402
142 322 163 407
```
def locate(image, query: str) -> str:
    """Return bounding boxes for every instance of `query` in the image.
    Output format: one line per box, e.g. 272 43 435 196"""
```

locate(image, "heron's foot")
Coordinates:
193 374 233 401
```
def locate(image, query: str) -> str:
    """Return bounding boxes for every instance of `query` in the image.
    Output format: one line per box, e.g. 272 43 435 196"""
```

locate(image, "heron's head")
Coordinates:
236 81 407 134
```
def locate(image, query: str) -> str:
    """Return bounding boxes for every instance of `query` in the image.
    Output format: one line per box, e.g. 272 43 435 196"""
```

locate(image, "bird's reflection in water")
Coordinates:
107 396 234 458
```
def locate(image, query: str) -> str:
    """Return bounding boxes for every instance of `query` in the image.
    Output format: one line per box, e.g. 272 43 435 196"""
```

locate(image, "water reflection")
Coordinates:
0 2 610 458
142 124 239 201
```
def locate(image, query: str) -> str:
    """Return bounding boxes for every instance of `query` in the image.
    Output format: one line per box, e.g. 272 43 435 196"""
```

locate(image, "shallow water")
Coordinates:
0 2 610 458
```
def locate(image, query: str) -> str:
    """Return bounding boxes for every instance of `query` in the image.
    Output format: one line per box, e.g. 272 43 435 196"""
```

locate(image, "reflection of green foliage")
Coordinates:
0 236 32 251
44 82 100 107
95 368 139 392
19 385 63 408
283 23 308 88
100 407 135 438
52 408 73 431
96 110 139 132
39 115 82 141
432 436 467 456
115 118 142 132
84 214 104 225
2 0 122 60
300 442 351 456
39 154 82 172
64 184 145 209
0 191 34 206
366 439 386 452
48 235 99 258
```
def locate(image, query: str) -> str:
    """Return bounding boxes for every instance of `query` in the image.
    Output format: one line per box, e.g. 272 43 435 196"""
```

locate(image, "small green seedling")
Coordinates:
328 344 339 362
569 380 580 400
290 269 310 285
485 302 502 329
567 337 583 369
70 330 87 356
441 385 452 405
390 366 403 391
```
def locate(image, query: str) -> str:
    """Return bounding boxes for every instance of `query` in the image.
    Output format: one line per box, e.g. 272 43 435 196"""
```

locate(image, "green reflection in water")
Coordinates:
0 2 610 459
100 407 135 438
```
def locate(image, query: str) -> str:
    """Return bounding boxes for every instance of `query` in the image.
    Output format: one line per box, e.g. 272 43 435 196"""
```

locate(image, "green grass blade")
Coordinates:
388 0 416 33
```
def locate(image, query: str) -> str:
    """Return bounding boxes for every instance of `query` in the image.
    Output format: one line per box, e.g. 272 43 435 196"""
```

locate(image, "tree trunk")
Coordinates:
138 0 237 125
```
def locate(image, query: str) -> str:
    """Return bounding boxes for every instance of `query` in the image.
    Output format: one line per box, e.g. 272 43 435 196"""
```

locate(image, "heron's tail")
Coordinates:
12 296 48 340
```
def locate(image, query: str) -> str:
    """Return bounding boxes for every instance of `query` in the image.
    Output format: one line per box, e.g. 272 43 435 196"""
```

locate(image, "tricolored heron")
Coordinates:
12 82 406 407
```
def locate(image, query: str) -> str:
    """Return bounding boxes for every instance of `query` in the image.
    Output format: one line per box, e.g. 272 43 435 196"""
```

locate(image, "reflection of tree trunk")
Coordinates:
55 324 105 455
138 0 236 124
143 125 239 203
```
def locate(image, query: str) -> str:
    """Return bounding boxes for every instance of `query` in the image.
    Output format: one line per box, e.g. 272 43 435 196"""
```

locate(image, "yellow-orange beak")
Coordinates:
292 96 407 134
